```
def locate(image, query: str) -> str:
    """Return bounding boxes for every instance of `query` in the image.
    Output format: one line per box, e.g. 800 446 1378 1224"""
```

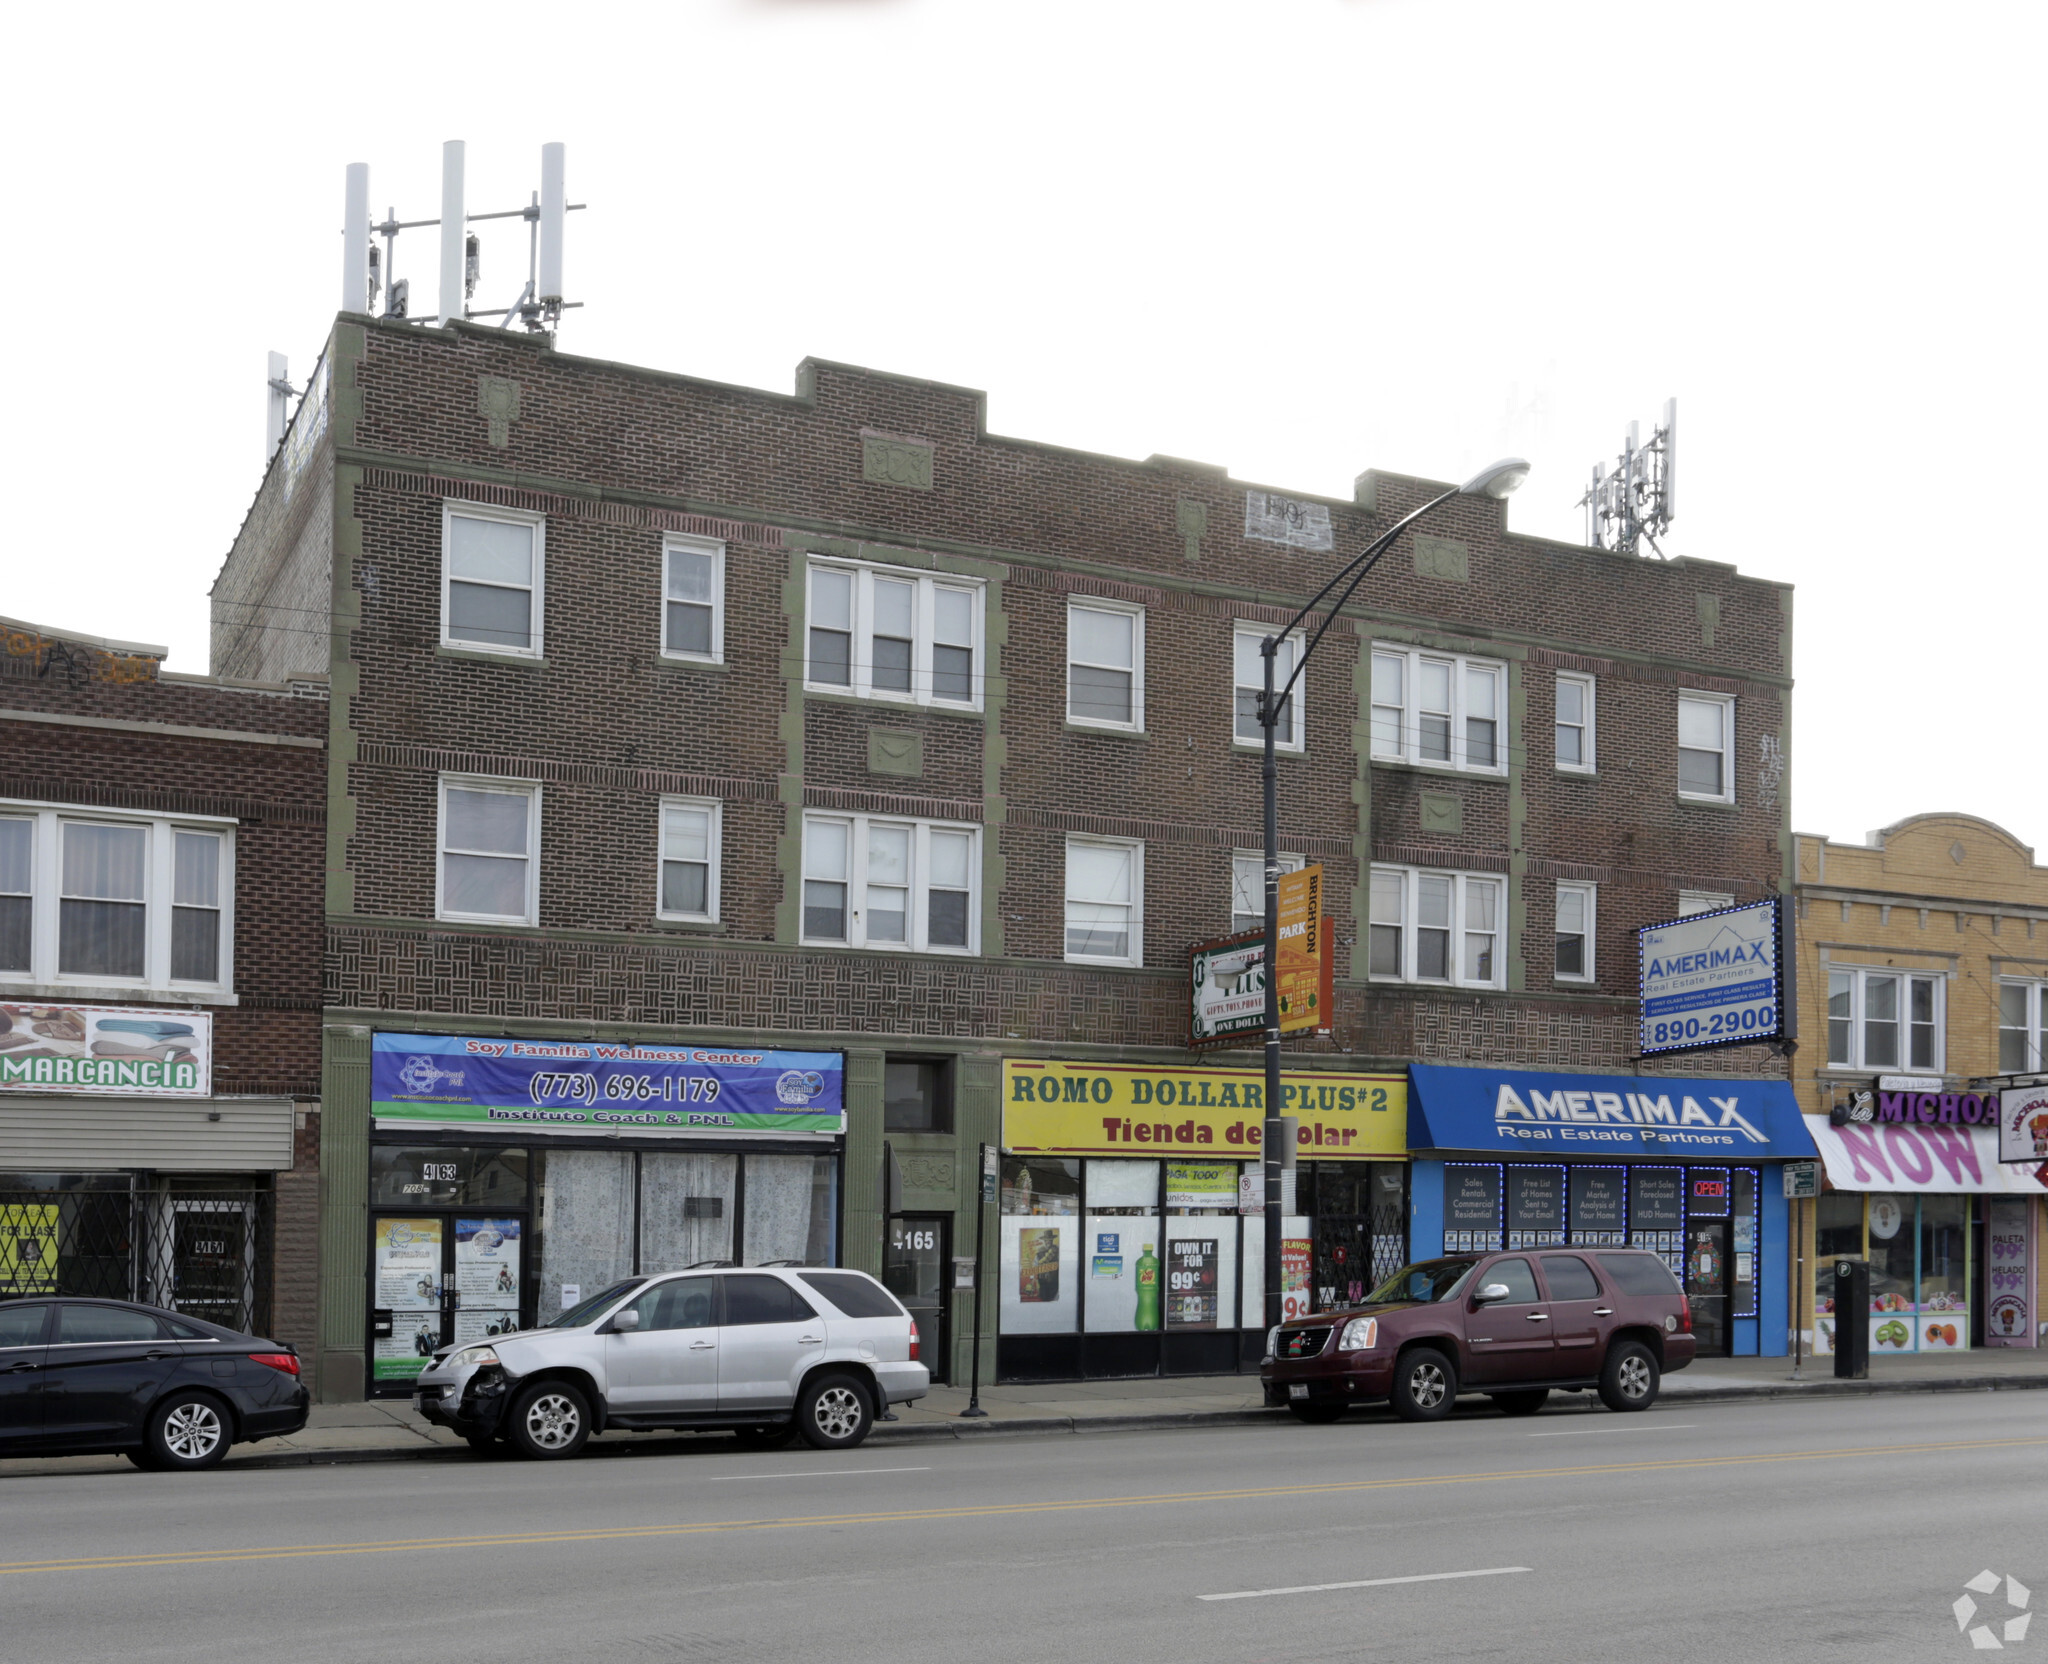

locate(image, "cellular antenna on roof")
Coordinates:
1580 398 1677 558
336 143 585 334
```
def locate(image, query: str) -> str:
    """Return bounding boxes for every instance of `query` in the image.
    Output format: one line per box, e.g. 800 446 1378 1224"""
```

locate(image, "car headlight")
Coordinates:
446 1345 500 1371
1337 1317 1380 1352
1264 1326 1280 1361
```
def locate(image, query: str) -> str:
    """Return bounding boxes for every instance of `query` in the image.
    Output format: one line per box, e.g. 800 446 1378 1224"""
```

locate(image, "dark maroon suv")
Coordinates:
1261 1248 1696 1423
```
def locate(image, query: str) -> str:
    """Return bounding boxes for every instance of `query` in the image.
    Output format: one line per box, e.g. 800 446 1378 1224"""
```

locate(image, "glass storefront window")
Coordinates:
536 1149 635 1322
742 1153 835 1265
1867 1193 1915 1323
1086 1160 1157 1213
1002 1156 1080 1215
1732 1169 1757 1318
370 1147 529 1208
641 1151 736 1272
999 1213 1078 1334
1918 1194 1968 1349
1814 1190 1863 1331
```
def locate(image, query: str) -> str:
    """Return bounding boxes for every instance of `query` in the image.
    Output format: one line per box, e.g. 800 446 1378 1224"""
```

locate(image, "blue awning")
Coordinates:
1408 1063 1818 1162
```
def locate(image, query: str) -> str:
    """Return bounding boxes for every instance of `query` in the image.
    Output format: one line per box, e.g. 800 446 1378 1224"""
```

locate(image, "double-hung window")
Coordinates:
1555 882 1595 981
1998 981 2048 1073
437 778 540 925
1233 625 1301 749
662 535 724 662
1065 837 1143 964
0 805 234 994
1067 601 1144 730
1827 967 1942 1071
1229 850 1304 935
658 799 721 921
442 503 544 656
1555 673 1595 771
1369 646 1507 773
1368 865 1504 988
1678 693 1734 802
805 560 982 708
801 816 978 953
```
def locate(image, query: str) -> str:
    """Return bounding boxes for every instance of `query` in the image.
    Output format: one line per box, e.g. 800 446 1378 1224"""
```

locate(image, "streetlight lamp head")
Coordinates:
1459 457 1531 499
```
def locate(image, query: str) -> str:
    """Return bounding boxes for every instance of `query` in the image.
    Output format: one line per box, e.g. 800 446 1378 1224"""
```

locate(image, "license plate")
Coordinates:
1288 1383 1309 1400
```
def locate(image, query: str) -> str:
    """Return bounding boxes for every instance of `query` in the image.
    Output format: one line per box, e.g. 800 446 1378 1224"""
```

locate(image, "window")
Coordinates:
662 535 724 662
1677 890 1735 916
1229 850 1303 935
798 1271 905 1319
657 799 720 921
1827 968 1943 1071
884 1057 953 1133
1677 693 1734 801
804 560 982 708
1367 865 1505 988
0 805 234 993
624 1279 718 1331
1555 882 1595 982
800 816 978 953
1999 981 2048 1073
1233 625 1301 749
1067 601 1144 730
1065 837 1143 963
1555 673 1595 771
442 504 543 656
1369 646 1507 773
1540 1255 1602 1300
720 1274 816 1325
437 778 540 925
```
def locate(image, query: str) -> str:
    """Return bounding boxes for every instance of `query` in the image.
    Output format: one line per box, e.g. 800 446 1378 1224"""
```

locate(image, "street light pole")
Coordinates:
1260 458 1531 1335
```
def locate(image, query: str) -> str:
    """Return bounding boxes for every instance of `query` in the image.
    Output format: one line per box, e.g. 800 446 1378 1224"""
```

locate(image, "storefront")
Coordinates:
1805 1116 2047 1355
364 1032 845 1394
1404 1064 1817 1358
996 1057 1408 1381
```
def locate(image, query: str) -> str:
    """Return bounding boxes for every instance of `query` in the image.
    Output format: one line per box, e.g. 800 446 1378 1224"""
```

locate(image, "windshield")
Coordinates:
1364 1258 1479 1305
545 1279 645 1328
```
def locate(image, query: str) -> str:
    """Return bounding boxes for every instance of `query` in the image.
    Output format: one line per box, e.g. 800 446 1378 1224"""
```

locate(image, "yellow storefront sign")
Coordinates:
1003 1060 1406 1160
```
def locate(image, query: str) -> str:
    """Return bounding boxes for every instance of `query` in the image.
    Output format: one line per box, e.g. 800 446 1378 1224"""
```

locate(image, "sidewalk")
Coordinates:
7 1349 2046 1480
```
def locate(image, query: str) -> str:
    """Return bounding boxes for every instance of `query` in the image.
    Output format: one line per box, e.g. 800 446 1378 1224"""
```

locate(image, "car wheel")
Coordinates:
1490 1389 1550 1417
732 1423 798 1450
1390 1347 1457 1422
796 1372 873 1451
144 1391 233 1471
1599 1341 1660 1413
1287 1400 1346 1424
506 1381 592 1459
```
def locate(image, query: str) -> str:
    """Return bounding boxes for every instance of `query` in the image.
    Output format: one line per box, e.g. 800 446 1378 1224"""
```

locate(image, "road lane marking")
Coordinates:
709 1467 930 1482
6 1434 2043 1579
1528 1424 1699 1437
1201 1566 1530 1601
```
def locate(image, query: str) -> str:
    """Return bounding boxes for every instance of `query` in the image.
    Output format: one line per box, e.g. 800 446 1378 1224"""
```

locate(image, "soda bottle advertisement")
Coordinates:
1133 1242 1161 1331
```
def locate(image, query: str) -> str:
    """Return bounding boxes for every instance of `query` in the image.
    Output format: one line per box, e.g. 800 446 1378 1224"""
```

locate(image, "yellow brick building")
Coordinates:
1791 813 2048 1356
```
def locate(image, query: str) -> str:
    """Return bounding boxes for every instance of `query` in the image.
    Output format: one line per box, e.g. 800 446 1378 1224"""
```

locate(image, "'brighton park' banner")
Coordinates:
371 1033 845 1136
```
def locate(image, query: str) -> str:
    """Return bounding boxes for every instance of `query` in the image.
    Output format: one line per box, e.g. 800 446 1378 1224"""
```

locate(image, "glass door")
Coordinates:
886 1215 949 1383
372 1216 449 1391
452 1215 525 1347
1685 1218 1731 1356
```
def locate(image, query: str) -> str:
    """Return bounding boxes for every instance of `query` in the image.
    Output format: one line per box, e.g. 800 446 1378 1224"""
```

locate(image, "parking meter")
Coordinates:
1832 1257 1869 1381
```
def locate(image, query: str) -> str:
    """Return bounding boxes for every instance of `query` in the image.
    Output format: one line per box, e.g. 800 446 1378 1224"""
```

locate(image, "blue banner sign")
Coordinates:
1638 898 1787 1055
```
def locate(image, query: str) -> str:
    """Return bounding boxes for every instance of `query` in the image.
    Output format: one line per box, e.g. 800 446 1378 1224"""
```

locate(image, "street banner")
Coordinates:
372 1032 844 1135
0 1002 212 1096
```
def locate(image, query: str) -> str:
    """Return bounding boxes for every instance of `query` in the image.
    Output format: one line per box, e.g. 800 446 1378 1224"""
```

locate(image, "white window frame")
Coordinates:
1065 835 1145 965
1826 965 1945 1073
656 797 722 923
1366 864 1506 990
803 558 985 710
1230 850 1304 936
1554 881 1596 983
1066 598 1146 732
0 800 236 998
1369 645 1508 775
440 501 546 659
435 776 542 927
1997 979 2048 1074
1555 672 1596 773
799 814 980 955
1677 691 1735 803
660 534 725 665
1232 624 1304 752
1677 890 1736 917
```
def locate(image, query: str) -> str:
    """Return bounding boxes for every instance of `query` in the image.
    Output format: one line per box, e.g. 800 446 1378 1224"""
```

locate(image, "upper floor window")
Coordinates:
658 798 721 922
663 535 725 663
1067 601 1144 730
1677 693 1734 802
0 806 234 994
1555 882 1595 982
1370 647 1506 774
884 1056 954 1133
1230 850 1304 935
1828 967 1941 1071
442 504 544 657
437 778 540 926
805 560 982 708
1368 865 1504 989
1233 626 1301 750
1066 836 1143 964
1998 981 2048 1073
801 815 978 953
1555 673 1595 772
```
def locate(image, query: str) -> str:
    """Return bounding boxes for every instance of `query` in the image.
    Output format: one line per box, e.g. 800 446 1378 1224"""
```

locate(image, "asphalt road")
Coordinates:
4 1390 2042 1664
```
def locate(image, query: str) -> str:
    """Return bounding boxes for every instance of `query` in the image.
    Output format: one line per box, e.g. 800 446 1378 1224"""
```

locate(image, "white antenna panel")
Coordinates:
538 143 566 303
438 140 467 329
343 163 371 314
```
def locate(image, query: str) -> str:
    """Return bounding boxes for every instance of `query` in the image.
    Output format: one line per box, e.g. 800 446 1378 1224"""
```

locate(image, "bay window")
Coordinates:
801 815 978 953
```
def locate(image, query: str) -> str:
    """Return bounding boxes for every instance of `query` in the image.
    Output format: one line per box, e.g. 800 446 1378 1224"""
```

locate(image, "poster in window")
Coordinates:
1445 1165 1502 1251
374 1218 443 1310
373 1316 444 1382
1167 1238 1220 1329
1568 1168 1625 1245
1506 1167 1564 1248
1017 1227 1061 1304
1629 1169 1683 1234
0 1203 58 1295
454 1218 521 1304
1166 1162 1239 1211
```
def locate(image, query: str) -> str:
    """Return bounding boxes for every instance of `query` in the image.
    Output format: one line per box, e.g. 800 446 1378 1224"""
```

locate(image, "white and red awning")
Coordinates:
1806 1117 2048 1195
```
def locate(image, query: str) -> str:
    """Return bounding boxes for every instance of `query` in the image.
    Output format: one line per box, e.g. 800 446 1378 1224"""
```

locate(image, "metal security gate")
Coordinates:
0 1186 274 1336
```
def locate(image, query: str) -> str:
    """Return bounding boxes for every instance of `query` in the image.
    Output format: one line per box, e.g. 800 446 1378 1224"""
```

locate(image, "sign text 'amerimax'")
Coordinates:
1638 898 1786 1056
1493 1083 1768 1146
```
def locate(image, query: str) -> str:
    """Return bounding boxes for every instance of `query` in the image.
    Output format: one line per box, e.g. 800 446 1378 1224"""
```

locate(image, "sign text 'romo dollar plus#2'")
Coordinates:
370 1033 844 1134
1637 897 1788 1056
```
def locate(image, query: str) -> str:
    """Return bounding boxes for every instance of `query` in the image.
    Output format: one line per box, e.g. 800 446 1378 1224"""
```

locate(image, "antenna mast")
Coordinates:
1580 398 1678 557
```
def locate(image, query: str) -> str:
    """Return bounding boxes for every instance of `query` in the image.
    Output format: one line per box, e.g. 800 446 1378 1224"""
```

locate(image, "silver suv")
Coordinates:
412 1266 929 1459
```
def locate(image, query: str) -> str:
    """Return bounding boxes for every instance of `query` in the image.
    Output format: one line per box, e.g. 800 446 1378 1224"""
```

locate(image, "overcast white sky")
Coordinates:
5 2 2041 852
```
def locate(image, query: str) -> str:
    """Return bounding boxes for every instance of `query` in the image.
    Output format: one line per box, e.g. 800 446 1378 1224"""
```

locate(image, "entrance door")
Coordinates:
1685 1218 1732 1356
886 1216 949 1384
370 1212 531 1392
167 1201 256 1334
450 1215 525 1348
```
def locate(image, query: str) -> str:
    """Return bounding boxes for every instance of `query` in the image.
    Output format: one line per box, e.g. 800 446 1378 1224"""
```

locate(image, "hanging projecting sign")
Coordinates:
1638 898 1788 1056
371 1033 845 1135
1998 1084 2048 1165
0 1003 212 1097
1189 869 1332 1048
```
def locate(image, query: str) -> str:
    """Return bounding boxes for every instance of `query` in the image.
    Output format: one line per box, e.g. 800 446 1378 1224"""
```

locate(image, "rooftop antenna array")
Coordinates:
1579 398 1677 557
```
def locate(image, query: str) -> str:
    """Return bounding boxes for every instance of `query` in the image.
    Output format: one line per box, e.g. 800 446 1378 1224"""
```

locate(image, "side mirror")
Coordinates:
609 1308 642 1333
1472 1283 1513 1306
